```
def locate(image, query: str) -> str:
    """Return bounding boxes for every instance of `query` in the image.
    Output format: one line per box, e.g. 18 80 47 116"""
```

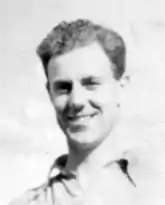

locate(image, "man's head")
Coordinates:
37 19 127 150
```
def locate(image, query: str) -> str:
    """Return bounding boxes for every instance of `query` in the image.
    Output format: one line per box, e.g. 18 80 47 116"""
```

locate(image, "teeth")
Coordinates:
79 115 91 119
68 115 92 121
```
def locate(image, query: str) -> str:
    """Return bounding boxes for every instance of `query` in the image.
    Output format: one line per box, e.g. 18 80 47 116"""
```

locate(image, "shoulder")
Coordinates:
9 154 68 205
9 183 46 205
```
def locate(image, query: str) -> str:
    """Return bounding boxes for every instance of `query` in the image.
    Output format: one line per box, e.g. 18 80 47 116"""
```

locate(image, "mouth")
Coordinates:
67 113 97 124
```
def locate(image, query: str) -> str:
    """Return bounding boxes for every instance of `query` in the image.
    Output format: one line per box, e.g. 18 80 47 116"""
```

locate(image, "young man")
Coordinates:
11 19 137 205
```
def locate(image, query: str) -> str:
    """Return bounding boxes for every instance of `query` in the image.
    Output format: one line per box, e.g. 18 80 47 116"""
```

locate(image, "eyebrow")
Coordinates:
52 76 102 88
81 76 101 83
52 78 72 84
52 78 72 90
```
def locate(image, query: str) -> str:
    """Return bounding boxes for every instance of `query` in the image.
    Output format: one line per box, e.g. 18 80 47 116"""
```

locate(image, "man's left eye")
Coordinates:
85 82 99 90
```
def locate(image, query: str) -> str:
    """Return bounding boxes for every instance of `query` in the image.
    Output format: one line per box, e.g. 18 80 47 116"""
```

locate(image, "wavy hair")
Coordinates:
37 19 126 80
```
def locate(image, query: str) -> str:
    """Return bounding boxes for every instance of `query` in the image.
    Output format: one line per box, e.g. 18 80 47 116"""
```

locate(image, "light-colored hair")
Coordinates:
37 19 126 80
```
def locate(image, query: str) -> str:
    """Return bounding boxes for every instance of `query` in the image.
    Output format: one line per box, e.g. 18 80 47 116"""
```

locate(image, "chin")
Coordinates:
67 130 103 149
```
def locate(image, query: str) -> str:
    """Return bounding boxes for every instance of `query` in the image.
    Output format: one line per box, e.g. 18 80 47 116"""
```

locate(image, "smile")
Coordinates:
67 113 97 122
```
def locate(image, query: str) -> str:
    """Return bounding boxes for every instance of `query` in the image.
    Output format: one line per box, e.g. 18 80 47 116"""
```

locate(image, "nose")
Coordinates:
68 83 87 112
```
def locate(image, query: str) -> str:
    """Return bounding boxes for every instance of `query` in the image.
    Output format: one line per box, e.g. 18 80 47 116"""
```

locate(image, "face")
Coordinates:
47 42 123 149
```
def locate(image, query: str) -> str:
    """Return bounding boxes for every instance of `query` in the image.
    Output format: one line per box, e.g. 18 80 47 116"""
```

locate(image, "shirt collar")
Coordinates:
48 153 136 187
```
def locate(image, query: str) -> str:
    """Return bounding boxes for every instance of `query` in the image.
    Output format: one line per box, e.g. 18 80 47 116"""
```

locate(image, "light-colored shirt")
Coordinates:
10 154 139 205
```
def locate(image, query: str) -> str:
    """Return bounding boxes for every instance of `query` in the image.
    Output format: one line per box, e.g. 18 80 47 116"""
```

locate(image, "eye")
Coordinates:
54 81 72 94
86 81 99 90
82 77 100 90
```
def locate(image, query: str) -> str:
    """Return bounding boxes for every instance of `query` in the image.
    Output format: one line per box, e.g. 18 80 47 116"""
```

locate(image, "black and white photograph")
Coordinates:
1 0 165 204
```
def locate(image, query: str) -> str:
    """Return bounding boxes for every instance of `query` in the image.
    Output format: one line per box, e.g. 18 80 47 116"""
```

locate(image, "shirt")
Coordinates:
10 154 138 205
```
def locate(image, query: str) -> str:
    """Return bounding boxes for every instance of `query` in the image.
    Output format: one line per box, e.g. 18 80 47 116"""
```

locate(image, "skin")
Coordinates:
47 42 127 190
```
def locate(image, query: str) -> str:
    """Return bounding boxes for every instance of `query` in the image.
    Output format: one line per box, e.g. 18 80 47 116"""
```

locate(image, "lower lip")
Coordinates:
67 113 97 124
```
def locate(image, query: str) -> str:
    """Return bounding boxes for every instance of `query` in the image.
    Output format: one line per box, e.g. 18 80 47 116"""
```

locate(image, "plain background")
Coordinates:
0 0 165 204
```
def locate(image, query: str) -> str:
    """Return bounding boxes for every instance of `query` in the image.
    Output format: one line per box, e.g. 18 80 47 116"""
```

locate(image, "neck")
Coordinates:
65 126 122 189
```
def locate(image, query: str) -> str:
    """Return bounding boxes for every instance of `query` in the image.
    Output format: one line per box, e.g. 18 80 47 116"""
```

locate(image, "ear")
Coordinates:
46 81 53 102
117 75 130 106
119 75 130 88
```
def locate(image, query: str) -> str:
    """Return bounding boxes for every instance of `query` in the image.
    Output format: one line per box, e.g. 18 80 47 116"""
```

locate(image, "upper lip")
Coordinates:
67 113 97 120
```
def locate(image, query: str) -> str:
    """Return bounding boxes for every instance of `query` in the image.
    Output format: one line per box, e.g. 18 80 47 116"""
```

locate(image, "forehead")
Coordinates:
47 42 113 81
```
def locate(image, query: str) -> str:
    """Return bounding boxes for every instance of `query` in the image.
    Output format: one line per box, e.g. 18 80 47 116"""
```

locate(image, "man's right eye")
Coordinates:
54 82 72 94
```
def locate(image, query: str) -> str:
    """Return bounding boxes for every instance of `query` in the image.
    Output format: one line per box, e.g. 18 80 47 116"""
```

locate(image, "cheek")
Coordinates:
92 86 117 108
52 95 68 113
